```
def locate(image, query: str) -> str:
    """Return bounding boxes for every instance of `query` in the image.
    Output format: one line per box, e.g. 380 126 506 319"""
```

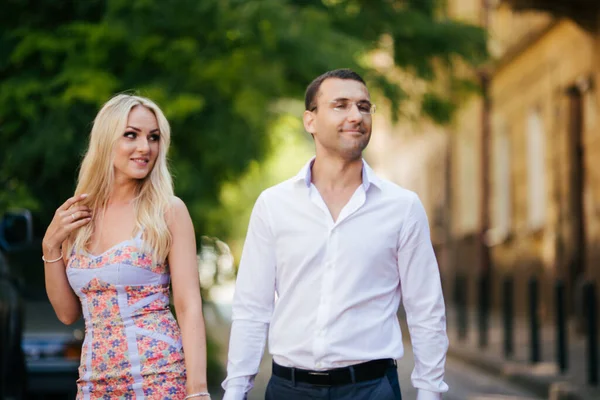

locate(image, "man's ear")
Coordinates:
303 110 316 136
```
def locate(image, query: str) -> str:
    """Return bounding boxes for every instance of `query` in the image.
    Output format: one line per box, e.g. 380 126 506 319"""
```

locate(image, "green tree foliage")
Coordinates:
0 0 487 235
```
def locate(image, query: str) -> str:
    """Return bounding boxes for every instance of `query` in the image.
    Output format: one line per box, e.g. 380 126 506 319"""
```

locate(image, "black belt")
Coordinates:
272 358 396 387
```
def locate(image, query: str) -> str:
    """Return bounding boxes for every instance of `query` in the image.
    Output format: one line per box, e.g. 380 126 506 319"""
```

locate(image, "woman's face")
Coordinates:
113 105 161 183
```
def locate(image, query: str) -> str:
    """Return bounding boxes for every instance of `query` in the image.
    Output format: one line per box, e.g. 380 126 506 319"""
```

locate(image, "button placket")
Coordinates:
313 226 335 362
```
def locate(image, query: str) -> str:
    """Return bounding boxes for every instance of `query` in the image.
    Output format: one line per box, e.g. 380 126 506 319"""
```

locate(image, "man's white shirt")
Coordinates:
222 158 449 400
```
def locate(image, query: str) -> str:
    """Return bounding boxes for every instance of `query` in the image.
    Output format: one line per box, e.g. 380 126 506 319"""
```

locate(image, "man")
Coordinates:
222 69 449 400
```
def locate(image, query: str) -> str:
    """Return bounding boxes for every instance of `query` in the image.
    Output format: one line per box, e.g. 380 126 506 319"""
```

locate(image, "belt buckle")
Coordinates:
308 371 331 387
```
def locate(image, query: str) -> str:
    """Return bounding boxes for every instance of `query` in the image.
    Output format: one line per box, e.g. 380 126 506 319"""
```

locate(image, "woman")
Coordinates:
42 94 210 399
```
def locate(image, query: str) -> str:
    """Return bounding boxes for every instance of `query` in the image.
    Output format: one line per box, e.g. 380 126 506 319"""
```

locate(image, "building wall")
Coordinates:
441 2 600 320
368 2 600 322
588 10 600 287
488 18 597 318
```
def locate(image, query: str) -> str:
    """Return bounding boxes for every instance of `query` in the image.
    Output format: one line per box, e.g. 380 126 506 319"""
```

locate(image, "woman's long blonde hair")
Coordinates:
69 94 174 262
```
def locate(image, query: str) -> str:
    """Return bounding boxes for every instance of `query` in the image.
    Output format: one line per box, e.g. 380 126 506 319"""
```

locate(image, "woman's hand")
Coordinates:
42 194 89 324
42 194 92 254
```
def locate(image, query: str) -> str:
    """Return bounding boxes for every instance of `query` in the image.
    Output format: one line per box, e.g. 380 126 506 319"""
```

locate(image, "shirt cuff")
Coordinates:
222 386 247 400
416 389 443 400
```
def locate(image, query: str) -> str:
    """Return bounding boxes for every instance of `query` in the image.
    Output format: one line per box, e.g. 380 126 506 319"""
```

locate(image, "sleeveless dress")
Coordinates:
66 232 187 399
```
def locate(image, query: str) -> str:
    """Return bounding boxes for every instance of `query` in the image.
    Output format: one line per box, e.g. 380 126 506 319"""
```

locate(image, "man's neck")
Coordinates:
311 156 363 192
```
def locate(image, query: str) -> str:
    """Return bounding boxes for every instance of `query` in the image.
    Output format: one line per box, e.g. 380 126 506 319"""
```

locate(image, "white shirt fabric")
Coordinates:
222 158 449 400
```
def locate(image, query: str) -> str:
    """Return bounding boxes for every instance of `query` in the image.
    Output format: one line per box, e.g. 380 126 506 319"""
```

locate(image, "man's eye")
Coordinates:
333 101 349 110
358 104 371 113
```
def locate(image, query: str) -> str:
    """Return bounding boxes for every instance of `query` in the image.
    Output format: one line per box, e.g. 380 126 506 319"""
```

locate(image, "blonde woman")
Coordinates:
42 94 210 400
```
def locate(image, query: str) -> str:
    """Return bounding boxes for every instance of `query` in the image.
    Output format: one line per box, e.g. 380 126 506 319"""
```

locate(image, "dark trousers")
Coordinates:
265 365 402 400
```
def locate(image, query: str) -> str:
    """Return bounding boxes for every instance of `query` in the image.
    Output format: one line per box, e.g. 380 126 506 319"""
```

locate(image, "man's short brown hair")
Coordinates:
304 69 366 111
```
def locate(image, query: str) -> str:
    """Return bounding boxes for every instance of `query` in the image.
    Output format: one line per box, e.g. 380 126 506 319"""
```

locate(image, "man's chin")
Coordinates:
343 137 369 152
338 145 367 161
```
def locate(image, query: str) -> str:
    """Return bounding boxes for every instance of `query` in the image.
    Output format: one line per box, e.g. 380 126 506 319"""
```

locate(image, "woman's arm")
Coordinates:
42 194 91 325
167 196 208 395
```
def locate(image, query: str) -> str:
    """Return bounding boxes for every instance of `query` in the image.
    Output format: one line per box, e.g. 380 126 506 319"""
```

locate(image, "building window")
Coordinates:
527 109 546 230
488 118 511 245
457 130 480 235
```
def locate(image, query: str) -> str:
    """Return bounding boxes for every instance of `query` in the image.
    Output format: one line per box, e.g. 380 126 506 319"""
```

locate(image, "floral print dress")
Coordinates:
67 232 186 399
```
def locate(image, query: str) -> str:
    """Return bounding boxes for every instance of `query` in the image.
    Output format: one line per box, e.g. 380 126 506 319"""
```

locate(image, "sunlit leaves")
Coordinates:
0 0 486 234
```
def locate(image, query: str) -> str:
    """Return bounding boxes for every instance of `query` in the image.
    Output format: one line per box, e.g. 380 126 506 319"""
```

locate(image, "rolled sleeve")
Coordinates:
417 389 443 400
222 384 247 400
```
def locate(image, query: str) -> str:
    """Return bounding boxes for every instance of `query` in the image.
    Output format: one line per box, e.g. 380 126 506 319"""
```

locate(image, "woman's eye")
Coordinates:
150 134 160 142
124 131 136 139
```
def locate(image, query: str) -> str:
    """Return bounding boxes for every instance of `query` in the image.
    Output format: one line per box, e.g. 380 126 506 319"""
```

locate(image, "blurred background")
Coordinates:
1 1 600 399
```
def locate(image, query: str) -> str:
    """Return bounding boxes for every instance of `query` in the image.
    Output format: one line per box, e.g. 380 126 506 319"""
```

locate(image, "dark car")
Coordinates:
22 298 83 398
0 210 32 400
0 210 83 399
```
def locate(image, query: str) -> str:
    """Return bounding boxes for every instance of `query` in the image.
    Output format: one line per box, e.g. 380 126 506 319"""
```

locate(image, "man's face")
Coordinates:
304 78 373 161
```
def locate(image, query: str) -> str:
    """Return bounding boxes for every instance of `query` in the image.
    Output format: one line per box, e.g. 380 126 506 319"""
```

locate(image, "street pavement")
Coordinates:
445 307 600 400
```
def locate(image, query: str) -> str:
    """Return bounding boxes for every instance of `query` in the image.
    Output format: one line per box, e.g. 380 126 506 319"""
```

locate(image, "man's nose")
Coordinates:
346 103 364 122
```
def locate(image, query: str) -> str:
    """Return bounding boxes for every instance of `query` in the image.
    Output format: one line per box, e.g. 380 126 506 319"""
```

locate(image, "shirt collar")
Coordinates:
293 157 382 191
